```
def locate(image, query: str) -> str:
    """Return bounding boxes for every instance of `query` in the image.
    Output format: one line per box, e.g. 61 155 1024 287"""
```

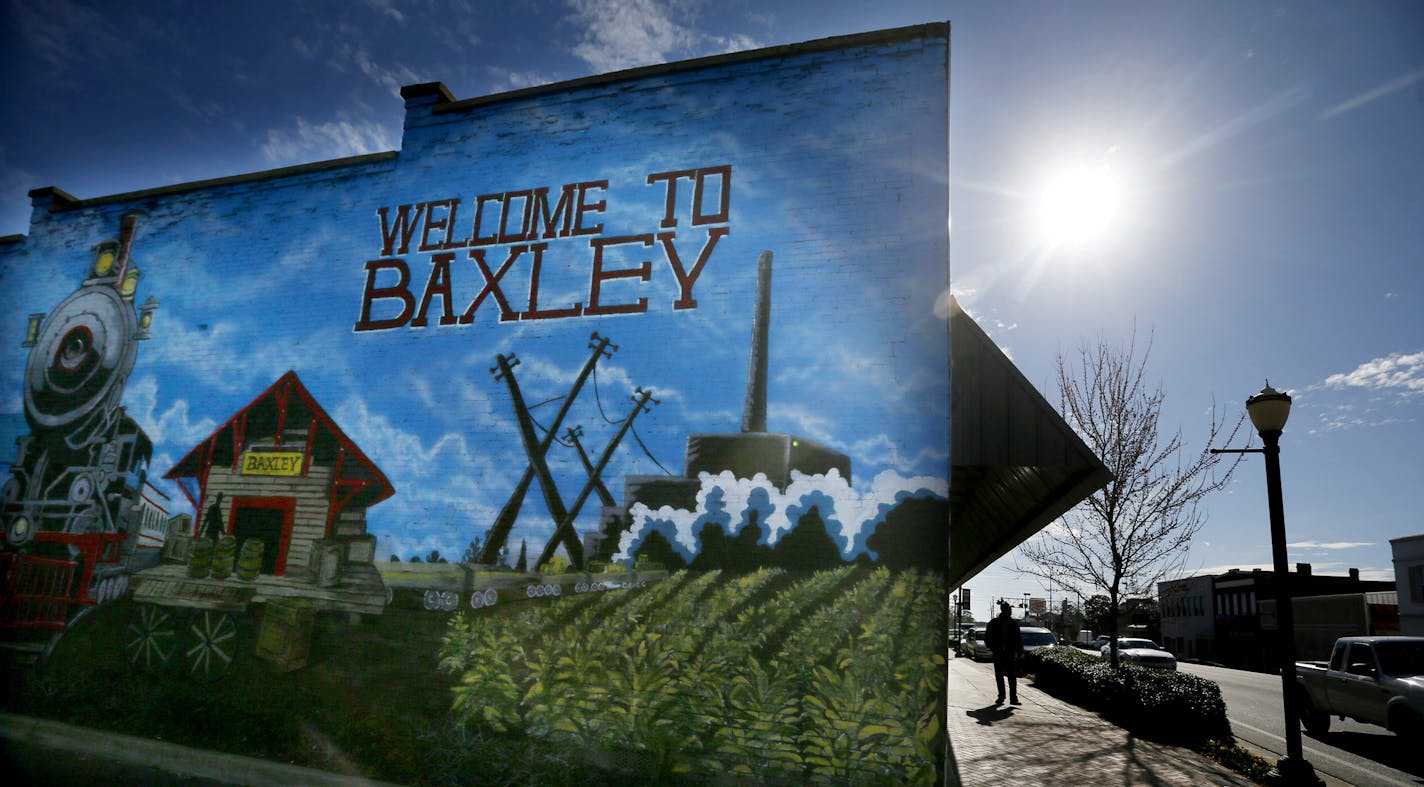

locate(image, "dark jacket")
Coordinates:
986 614 1022 659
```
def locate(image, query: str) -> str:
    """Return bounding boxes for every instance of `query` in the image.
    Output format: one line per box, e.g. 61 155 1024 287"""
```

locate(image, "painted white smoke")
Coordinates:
614 468 947 562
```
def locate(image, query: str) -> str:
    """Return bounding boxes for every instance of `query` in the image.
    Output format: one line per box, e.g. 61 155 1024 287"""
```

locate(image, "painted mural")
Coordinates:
1 26 950 785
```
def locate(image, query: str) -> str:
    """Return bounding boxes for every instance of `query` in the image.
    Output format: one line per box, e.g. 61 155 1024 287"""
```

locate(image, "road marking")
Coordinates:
1230 718 1382 780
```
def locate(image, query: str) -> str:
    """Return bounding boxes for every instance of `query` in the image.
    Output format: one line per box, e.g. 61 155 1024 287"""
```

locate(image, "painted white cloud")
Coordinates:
260 117 397 166
125 375 220 450
1322 351 1424 394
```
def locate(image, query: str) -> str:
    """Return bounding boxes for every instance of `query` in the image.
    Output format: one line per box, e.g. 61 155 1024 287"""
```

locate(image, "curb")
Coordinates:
0 712 402 787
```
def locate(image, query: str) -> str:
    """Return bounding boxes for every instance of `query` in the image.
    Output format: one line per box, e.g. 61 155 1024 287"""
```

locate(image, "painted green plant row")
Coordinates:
440 567 946 784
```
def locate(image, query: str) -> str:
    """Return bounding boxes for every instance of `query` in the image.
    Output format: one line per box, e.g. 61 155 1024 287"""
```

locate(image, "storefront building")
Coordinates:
1 24 1105 783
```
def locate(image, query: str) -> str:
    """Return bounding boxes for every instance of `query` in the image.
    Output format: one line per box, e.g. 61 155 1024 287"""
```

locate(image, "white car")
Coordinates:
963 625 993 661
1101 637 1177 670
1020 626 1057 654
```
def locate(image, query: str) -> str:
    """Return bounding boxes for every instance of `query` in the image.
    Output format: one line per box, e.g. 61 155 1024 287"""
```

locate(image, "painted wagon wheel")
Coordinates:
438 590 459 611
124 604 177 672
182 610 239 683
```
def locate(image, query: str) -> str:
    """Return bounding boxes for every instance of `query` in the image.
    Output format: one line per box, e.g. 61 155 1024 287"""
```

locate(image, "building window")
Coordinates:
1412 564 1424 603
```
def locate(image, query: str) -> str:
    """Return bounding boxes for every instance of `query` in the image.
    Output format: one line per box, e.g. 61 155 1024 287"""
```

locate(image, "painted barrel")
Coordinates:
210 536 237 579
237 538 264 581
187 537 214 578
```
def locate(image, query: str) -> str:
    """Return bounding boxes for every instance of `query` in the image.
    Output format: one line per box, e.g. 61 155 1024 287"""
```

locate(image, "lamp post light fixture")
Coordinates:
1212 383 1322 786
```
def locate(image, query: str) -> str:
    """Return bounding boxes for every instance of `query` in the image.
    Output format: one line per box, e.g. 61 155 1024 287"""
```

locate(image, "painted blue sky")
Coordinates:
2 1 1421 608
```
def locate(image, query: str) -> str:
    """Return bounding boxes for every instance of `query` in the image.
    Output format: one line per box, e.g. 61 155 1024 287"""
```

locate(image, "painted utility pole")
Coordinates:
478 332 615 564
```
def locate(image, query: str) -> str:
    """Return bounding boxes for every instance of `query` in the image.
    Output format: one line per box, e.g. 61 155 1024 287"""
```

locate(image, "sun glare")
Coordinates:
1036 165 1122 245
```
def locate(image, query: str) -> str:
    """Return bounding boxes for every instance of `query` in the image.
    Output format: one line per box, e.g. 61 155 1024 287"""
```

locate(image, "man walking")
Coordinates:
985 600 1023 705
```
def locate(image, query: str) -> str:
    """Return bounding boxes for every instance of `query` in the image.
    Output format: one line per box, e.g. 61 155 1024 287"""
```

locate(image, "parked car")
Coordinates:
1018 626 1058 673
1295 636 1424 739
1101 638 1177 670
1020 626 1057 654
963 625 992 661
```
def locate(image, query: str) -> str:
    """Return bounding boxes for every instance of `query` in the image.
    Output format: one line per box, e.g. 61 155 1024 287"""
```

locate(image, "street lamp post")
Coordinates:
1212 384 1321 786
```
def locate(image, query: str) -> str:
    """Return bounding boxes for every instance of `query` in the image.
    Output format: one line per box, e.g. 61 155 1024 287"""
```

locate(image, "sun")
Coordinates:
1035 165 1122 246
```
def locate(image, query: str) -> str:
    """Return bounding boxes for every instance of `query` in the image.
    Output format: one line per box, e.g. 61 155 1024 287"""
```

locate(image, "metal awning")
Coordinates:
949 299 1112 587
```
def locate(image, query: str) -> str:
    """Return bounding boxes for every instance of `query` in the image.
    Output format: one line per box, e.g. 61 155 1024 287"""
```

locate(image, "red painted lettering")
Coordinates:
660 227 727 310
355 258 415 331
585 234 653 316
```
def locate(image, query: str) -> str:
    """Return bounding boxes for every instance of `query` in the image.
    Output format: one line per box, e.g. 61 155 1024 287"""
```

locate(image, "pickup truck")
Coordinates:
1295 636 1424 740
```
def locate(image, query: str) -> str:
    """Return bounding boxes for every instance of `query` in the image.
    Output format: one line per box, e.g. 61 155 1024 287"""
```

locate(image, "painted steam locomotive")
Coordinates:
1 213 161 657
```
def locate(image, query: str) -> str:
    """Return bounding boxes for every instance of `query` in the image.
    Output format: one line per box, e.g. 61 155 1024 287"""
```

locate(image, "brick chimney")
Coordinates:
1296 562 1312 576
1349 568 1360 582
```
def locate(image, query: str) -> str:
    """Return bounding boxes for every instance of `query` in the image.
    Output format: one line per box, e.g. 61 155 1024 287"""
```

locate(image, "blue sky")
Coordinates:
2 1 1421 608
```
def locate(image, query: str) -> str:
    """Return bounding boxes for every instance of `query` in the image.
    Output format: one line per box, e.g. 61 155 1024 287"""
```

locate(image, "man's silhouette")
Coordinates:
985 601 1023 705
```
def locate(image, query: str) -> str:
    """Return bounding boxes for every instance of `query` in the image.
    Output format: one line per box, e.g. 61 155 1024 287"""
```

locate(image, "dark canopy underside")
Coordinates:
949 299 1111 588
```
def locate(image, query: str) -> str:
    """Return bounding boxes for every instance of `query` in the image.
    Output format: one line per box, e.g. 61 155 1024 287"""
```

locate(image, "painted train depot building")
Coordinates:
0 25 1106 783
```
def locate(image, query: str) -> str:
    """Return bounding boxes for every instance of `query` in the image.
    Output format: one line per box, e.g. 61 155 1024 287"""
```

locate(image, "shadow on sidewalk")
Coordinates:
966 705 1017 726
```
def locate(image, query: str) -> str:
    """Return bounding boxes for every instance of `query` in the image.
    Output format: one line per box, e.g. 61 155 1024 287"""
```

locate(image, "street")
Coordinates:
1181 662 1423 786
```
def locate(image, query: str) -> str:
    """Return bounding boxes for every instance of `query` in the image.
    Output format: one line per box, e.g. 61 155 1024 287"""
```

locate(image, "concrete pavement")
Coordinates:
945 653 1258 786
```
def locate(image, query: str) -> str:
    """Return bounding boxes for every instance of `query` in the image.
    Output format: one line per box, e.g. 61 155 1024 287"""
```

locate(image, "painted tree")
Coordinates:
1016 330 1245 667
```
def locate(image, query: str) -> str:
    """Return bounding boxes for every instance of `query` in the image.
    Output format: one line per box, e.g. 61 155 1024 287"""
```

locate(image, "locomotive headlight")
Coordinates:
92 240 119 277
135 295 159 341
119 267 141 300
6 515 32 546
23 313 44 348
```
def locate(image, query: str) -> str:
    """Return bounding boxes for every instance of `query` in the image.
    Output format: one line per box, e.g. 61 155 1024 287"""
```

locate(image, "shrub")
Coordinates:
1028 646 1232 748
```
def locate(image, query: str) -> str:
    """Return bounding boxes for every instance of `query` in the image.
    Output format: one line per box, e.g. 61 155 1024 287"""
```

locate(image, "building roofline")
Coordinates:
430 23 949 116
27 151 398 216
19 23 948 220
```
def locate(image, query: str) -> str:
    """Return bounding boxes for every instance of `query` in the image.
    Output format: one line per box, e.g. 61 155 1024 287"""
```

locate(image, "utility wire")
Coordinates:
630 424 674 476
590 365 624 425
528 395 565 410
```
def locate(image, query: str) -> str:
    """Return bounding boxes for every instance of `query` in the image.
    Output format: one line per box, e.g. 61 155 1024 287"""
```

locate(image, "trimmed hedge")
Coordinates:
1028 646 1232 748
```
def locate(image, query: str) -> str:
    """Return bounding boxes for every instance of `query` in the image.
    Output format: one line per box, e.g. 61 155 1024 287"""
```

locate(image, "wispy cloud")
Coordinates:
259 117 397 165
363 0 407 25
485 66 555 93
9 0 130 74
328 43 424 98
563 0 760 73
1322 351 1424 395
1287 540 1375 550
1319 67 1424 120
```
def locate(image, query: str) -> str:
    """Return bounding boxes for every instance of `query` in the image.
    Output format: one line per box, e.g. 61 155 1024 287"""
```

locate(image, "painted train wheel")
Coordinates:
439 591 458 611
483 588 497 607
183 610 238 683
124 604 177 672
423 589 440 611
469 591 485 610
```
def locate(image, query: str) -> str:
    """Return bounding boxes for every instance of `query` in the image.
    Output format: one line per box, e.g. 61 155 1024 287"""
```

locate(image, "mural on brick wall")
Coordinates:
1 26 950 784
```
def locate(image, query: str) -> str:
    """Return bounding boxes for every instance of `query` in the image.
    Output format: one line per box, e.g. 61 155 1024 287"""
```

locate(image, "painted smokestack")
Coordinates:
741 251 772 433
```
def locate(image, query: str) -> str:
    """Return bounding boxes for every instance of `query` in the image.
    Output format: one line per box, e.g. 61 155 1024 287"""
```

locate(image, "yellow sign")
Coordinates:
241 451 304 476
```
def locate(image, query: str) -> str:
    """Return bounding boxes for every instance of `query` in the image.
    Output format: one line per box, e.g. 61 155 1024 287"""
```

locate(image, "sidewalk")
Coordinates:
945 654 1256 786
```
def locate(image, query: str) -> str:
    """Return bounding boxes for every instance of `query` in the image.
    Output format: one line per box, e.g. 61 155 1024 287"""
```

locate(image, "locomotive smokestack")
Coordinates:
113 213 139 289
740 251 772 433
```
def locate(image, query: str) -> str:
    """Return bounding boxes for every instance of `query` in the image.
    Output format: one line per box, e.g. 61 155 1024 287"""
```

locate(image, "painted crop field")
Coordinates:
440 566 947 784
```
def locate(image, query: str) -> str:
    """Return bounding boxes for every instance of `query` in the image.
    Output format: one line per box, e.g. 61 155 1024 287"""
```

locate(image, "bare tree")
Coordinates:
1017 330 1246 667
